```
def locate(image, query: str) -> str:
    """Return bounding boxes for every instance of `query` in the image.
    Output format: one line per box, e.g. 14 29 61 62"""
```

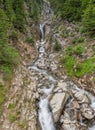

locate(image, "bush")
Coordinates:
25 37 34 44
0 45 20 66
9 31 18 41
66 45 85 56
61 55 95 78
1 65 13 81
74 45 84 55
83 1 95 36
50 0 82 21
75 57 95 77
61 55 77 77
72 37 84 44
79 27 87 34
53 40 61 51
77 37 84 43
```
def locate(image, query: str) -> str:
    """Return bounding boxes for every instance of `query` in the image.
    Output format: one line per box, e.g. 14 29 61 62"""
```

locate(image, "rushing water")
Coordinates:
29 22 56 130
39 98 56 130
40 24 45 41
38 23 56 130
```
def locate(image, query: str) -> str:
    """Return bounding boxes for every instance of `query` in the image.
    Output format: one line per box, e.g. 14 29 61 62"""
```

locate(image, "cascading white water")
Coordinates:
38 21 56 130
39 98 56 130
40 24 45 41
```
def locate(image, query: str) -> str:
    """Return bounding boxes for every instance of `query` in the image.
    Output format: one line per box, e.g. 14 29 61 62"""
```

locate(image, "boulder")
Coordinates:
72 90 91 104
80 104 95 120
50 91 69 122
62 122 79 130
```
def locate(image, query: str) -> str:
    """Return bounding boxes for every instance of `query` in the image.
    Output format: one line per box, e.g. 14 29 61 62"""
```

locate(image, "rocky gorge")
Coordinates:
0 0 95 130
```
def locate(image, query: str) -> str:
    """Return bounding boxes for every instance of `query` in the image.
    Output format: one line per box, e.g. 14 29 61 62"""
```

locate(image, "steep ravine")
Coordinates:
0 1 95 130
28 1 95 130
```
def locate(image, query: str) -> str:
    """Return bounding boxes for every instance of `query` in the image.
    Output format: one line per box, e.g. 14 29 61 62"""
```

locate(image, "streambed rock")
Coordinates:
50 83 69 122
80 104 95 120
72 89 91 104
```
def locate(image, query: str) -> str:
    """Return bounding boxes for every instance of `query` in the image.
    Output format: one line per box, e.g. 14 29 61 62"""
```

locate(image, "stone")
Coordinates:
81 104 95 119
62 119 79 130
54 81 68 93
50 92 69 122
73 90 91 104
73 100 80 109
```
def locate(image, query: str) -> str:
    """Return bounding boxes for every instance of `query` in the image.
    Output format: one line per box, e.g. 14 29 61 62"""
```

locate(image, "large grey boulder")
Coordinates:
50 82 69 122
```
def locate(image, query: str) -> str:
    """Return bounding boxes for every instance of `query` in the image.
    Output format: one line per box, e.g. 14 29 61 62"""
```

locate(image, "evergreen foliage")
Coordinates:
83 0 95 36
0 0 41 82
50 0 95 35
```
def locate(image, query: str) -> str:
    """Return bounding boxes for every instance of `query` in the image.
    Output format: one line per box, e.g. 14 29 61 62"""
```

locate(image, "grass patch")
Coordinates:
61 55 95 77
66 44 85 56
75 57 95 77
72 36 84 44
9 112 16 123
8 103 16 111
0 85 7 116
61 55 77 77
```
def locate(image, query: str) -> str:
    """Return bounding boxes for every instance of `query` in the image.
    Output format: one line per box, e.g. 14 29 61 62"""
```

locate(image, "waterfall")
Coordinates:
40 24 45 41
39 98 56 130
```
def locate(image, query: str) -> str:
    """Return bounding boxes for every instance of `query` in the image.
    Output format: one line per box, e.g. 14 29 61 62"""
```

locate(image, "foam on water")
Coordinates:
39 98 56 130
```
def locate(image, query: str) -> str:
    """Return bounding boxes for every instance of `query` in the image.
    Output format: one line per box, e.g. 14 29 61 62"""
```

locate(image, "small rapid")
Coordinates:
38 23 56 130
40 24 45 41
28 21 56 130
39 98 56 130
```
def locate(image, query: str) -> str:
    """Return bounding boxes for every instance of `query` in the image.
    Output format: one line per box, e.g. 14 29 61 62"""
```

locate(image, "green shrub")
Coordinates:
75 57 95 77
74 45 84 55
25 37 34 44
72 39 77 44
77 37 84 43
9 31 18 41
0 45 20 66
61 55 77 77
53 41 61 51
1 65 13 81
66 45 85 56
61 55 95 78
79 27 87 34
72 37 84 44
83 1 95 36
